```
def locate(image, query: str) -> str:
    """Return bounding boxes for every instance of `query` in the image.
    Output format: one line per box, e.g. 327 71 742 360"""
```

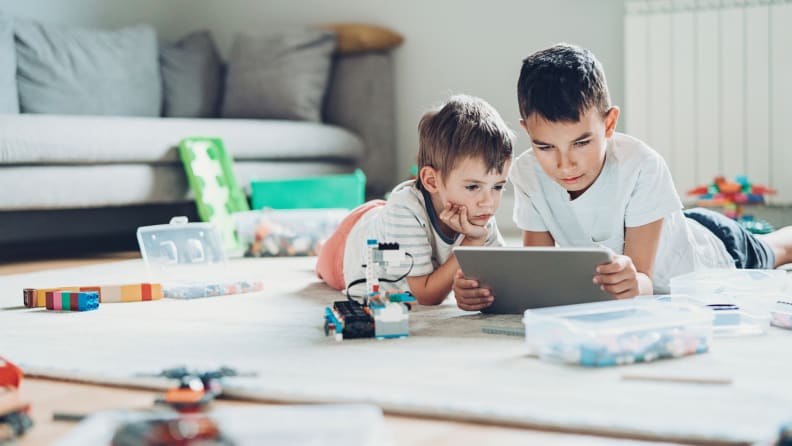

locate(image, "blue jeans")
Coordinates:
683 207 775 269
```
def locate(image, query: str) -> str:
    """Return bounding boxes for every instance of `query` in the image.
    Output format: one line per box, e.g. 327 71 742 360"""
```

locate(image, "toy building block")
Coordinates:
323 240 414 341
369 299 410 338
45 291 99 311
23 283 163 308
687 175 778 234
0 357 33 441
163 280 264 299
179 137 249 255
0 358 22 389
324 300 375 341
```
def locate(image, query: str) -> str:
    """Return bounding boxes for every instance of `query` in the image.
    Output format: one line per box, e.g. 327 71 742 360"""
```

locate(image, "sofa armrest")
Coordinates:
323 51 396 198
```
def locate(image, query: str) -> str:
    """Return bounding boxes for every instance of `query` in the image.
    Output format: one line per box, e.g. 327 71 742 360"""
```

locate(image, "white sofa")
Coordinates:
0 18 398 248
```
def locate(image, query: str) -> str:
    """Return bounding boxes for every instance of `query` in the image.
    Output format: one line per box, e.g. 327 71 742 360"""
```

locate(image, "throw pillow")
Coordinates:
14 20 161 116
317 23 403 54
160 30 222 118
0 13 18 114
221 28 336 122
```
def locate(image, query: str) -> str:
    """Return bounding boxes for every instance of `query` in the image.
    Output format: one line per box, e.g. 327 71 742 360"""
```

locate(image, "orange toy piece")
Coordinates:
714 176 742 194
0 357 23 389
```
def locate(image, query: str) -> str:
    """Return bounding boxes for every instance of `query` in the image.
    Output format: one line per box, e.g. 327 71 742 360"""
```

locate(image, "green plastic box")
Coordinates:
251 169 366 210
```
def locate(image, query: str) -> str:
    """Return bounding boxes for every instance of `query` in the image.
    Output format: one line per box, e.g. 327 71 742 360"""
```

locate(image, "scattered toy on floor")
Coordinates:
324 240 416 341
141 366 255 413
687 175 777 234
23 283 163 308
0 357 33 442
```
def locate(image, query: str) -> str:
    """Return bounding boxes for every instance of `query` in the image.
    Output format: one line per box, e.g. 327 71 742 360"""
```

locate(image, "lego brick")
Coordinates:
23 283 162 307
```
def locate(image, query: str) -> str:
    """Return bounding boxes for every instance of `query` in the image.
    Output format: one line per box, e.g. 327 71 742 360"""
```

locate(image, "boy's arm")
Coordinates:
523 230 555 246
595 219 663 298
408 233 488 306
406 254 460 306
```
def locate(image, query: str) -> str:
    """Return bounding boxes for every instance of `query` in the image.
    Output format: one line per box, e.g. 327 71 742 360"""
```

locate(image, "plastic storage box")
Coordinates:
522 299 714 367
770 300 792 329
136 217 227 280
670 269 789 301
652 295 769 336
234 208 347 257
250 169 366 210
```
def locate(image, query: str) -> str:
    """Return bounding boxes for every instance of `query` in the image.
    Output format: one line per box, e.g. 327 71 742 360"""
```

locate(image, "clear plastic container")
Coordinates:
770 300 792 329
670 269 789 302
233 209 347 257
651 295 769 336
136 217 227 281
522 299 713 367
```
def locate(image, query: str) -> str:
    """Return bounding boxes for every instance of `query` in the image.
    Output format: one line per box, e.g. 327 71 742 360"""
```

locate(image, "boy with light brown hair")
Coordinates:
317 94 514 305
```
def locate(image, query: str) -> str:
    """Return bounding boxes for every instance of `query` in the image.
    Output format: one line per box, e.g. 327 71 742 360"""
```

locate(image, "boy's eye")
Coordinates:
574 139 591 147
465 184 480 191
494 184 505 191
535 145 552 151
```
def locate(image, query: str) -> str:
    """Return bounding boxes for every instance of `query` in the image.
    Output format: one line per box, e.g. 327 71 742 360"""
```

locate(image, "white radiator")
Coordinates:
624 0 792 204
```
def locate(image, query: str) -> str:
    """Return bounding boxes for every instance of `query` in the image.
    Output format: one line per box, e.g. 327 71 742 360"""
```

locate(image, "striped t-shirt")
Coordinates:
342 180 504 295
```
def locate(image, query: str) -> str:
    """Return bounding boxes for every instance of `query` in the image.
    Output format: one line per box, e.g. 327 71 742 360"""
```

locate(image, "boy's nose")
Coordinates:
479 190 497 208
558 152 575 169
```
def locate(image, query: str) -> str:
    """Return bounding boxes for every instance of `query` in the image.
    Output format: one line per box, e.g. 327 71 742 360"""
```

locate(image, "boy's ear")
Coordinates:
419 166 441 192
519 118 530 134
604 106 620 138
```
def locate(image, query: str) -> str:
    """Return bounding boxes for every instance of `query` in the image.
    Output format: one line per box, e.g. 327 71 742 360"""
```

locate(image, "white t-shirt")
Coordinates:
510 132 734 294
343 180 504 294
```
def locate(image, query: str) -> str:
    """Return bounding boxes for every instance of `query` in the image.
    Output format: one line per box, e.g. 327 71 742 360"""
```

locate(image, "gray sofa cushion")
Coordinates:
0 13 18 114
0 114 364 164
14 20 161 116
160 31 222 118
0 162 357 210
222 28 336 122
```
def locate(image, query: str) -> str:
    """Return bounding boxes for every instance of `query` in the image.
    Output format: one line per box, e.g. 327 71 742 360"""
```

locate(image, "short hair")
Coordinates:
517 43 611 122
417 95 514 182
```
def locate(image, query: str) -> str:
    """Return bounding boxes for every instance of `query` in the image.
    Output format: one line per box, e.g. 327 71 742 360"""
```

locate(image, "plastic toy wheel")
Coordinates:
324 320 331 336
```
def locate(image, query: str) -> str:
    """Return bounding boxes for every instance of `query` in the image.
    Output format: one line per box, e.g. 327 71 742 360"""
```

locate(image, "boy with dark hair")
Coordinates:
453 43 792 311
317 94 514 305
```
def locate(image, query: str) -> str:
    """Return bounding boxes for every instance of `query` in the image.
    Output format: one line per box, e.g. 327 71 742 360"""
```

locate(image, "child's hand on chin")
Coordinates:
439 202 488 245
593 254 640 299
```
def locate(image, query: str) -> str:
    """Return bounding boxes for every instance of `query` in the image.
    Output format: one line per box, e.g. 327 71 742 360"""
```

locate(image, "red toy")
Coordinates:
687 175 777 234
0 357 33 441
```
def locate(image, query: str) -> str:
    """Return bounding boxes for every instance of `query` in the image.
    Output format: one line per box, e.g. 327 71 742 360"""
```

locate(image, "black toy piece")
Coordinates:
324 300 375 339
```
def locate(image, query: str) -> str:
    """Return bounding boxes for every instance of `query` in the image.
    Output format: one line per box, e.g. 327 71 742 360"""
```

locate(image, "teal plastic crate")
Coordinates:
251 169 366 210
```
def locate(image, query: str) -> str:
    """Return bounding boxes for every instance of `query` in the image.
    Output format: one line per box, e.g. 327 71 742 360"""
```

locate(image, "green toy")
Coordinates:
178 137 249 255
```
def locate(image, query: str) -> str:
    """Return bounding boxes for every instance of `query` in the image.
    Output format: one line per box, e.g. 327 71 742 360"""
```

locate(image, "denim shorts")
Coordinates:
683 207 775 269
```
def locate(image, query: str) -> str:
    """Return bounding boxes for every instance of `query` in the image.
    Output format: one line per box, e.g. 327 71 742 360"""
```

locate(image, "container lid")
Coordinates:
652 295 768 336
670 269 789 297
136 217 227 281
523 299 714 336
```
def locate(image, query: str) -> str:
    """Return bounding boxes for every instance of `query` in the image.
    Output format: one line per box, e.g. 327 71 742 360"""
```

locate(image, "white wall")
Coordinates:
0 0 625 179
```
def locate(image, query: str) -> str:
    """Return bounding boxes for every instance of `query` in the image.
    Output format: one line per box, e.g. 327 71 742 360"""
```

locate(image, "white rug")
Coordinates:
2 257 791 445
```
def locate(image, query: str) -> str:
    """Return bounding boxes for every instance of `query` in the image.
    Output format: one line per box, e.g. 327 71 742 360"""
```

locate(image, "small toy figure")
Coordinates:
687 175 777 234
323 240 416 341
142 366 251 413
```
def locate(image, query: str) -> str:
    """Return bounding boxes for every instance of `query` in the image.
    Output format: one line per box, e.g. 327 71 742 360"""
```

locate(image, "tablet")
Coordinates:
453 246 614 314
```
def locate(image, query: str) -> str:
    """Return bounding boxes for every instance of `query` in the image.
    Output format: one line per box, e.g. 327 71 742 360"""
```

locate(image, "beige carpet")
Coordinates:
1 257 791 445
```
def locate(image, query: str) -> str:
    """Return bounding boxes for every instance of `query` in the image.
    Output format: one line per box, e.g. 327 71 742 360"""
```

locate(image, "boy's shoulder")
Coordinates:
609 132 661 165
385 179 421 203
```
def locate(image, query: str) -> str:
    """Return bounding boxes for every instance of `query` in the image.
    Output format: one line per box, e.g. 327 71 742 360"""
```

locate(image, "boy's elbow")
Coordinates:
412 291 445 306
